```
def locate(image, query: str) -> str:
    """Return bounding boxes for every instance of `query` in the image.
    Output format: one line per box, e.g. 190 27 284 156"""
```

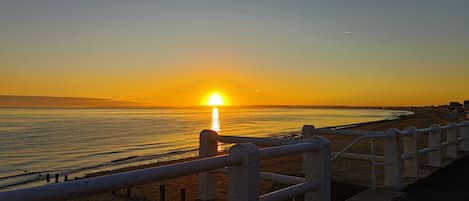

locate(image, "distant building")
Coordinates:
465 100 469 112
448 102 464 114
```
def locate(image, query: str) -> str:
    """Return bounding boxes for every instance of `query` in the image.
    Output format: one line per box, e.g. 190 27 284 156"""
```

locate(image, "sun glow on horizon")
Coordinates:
208 94 223 106
203 92 229 106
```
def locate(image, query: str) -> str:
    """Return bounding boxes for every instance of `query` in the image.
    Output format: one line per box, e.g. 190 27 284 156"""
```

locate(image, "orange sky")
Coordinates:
1 1 469 107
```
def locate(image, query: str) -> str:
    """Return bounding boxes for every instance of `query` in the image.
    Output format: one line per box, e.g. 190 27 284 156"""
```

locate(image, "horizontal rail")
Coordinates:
260 142 321 159
218 135 308 146
415 122 468 133
441 141 449 147
0 155 239 201
419 146 439 155
213 168 306 185
332 152 384 161
330 135 369 160
260 181 319 201
260 172 306 185
416 127 435 133
440 125 454 129
375 162 386 166
398 130 415 136
401 153 414 160
441 141 457 148
311 129 389 137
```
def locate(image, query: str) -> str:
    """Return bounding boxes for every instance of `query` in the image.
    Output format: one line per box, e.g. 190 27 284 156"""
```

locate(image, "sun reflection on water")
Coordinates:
211 107 220 132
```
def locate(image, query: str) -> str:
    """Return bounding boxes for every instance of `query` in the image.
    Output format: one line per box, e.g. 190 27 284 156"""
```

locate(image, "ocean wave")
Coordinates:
0 147 200 190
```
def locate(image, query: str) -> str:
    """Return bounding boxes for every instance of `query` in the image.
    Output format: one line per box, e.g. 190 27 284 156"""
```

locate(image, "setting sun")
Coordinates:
208 94 223 106
203 92 230 106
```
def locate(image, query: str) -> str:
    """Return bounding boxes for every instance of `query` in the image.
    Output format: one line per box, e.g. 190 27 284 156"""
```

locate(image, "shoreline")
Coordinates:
0 108 414 191
71 106 466 201
4 106 467 201
324 111 414 130
83 109 416 178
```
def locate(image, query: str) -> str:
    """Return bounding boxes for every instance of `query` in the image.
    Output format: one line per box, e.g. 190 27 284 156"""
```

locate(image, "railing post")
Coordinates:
446 124 458 158
383 129 402 189
302 130 331 201
370 139 377 189
302 125 315 139
428 124 442 167
460 121 469 151
402 127 418 178
227 143 260 201
198 130 219 201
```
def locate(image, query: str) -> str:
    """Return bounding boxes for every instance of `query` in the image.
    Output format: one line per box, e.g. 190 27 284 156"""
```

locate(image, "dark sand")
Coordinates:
68 107 467 201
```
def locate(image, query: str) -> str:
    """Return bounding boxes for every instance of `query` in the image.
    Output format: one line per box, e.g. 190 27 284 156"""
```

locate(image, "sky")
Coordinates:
1 0 468 106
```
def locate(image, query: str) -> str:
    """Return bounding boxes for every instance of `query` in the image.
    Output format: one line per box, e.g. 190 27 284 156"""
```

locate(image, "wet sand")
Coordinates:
68 106 467 201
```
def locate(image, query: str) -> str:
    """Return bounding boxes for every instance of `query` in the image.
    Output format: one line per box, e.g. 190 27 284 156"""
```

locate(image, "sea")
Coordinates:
0 107 412 190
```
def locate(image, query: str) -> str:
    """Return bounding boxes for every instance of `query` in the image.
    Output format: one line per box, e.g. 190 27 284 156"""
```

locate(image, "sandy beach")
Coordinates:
67 106 467 201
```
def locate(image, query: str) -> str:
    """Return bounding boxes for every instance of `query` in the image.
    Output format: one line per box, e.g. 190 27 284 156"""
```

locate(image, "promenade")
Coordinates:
403 155 469 201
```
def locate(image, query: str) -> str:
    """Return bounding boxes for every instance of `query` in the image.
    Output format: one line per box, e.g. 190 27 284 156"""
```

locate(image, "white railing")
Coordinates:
198 128 331 201
308 126 397 189
0 129 331 201
307 120 469 189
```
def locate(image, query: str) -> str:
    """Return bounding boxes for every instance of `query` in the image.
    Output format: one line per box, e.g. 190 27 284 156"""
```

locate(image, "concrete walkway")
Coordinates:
345 188 406 201
402 155 469 201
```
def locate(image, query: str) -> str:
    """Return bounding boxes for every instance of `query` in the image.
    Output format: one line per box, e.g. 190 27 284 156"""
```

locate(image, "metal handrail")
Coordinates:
1 138 330 201
218 135 310 146
311 129 389 137
328 134 385 189
313 120 469 190
199 129 331 201
0 154 240 201
330 135 369 161
260 181 319 201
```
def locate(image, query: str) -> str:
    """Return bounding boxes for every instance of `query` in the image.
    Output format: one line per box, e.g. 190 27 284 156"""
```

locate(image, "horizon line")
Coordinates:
0 94 453 109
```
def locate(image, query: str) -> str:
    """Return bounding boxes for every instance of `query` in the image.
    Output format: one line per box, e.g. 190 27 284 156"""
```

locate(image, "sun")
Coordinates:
208 94 223 106
203 92 229 106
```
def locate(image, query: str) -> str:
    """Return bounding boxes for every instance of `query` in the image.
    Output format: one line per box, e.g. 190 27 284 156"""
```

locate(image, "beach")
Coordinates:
63 106 467 201
0 107 410 190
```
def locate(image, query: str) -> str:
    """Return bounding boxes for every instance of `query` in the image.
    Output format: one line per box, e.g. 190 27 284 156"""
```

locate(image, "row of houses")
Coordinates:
448 101 469 117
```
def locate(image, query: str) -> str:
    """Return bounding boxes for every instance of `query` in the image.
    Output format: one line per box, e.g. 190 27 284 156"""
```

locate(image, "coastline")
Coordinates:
5 106 466 201
0 107 414 191
64 106 467 201
324 111 413 130
82 108 414 177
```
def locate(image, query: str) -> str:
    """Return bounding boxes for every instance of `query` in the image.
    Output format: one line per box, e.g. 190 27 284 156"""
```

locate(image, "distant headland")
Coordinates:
0 95 143 109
